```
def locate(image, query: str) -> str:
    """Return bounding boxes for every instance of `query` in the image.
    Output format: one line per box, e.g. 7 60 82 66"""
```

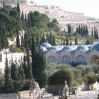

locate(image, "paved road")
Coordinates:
54 90 99 99
70 93 98 99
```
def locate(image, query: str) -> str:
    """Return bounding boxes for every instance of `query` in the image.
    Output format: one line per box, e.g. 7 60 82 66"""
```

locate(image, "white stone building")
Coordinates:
0 49 24 73
40 42 99 65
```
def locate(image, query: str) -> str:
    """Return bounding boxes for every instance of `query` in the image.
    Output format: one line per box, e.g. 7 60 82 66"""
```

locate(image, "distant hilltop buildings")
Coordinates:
0 0 99 34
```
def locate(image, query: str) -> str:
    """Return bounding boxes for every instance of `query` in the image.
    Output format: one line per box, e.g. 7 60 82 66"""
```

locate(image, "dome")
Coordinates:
71 45 78 49
40 43 52 48
61 46 75 52
40 46 47 52
47 46 61 52
90 43 99 51
57 46 65 50
76 45 89 52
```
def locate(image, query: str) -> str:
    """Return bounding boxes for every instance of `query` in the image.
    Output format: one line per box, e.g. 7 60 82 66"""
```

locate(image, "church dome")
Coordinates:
76 45 89 52
40 46 48 52
47 46 61 52
90 43 99 51
40 43 52 48
61 46 75 51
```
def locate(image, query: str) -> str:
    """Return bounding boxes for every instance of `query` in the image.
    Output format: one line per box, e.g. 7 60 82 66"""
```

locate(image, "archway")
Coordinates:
62 56 70 64
91 55 99 64
47 56 56 64
76 55 85 63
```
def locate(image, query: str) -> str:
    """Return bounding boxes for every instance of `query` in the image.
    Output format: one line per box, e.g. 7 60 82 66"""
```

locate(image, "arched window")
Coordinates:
76 55 85 63
91 55 99 64
47 56 56 63
62 56 70 64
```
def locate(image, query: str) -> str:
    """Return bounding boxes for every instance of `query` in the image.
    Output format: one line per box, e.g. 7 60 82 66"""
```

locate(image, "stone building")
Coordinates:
0 50 24 73
40 42 99 65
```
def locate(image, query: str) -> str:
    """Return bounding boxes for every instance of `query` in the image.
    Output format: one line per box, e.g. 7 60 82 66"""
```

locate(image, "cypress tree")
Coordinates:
24 30 28 48
53 35 56 45
78 25 81 34
31 37 36 78
50 33 53 45
68 24 71 33
21 11 26 30
41 34 45 44
36 33 40 46
21 11 24 21
11 63 20 80
17 3 20 16
85 38 90 45
16 28 20 48
22 55 28 79
63 40 65 45
35 48 47 87
0 25 3 49
18 66 25 80
25 13 27 23
4 54 14 93
75 35 78 45
26 44 33 81
3 2 5 8
2 26 8 48
66 35 69 45
85 26 88 36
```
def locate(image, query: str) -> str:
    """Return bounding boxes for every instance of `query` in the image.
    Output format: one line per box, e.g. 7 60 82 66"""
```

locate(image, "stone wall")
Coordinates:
0 88 45 99
47 84 64 94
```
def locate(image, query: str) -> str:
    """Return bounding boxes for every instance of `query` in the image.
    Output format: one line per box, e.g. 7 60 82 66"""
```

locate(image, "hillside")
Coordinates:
0 1 99 34
8 1 99 34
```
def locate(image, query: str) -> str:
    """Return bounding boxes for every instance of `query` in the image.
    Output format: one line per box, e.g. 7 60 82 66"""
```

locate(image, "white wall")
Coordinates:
0 52 24 73
45 49 99 65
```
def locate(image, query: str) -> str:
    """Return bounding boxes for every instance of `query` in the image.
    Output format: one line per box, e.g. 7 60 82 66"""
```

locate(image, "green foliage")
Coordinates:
4 57 14 93
35 48 47 87
71 80 79 86
75 35 78 45
45 63 58 77
0 7 22 39
0 77 4 85
26 44 34 81
48 19 60 32
19 47 26 52
92 64 99 74
48 69 73 87
68 24 72 33
83 74 97 84
76 78 83 85
76 25 88 37
11 48 21 52
11 63 20 80
97 75 99 83
28 11 49 29
73 69 82 79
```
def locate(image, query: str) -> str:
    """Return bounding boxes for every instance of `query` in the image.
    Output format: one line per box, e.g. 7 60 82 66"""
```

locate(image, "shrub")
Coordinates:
48 69 74 87
76 78 83 85
83 74 97 85
72 80 79 87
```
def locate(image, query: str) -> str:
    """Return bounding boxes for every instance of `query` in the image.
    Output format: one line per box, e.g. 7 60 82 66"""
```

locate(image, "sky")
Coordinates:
31 0 99 18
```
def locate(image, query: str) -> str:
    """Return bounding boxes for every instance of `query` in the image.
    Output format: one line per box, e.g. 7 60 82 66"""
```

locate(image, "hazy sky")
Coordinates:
31 0 99 18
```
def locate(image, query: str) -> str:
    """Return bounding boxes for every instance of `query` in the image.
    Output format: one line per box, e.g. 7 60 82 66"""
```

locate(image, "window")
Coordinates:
62 56 70 64
47 56 56 63
76 55 85 63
